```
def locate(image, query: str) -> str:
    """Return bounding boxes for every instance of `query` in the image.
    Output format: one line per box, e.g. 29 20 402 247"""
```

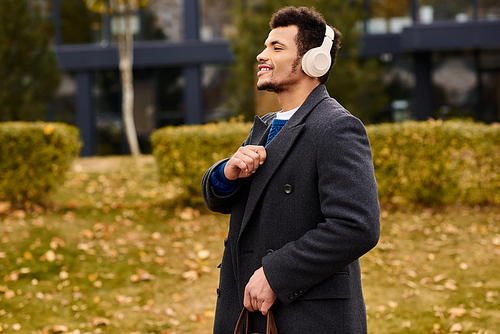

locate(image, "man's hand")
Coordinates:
224 145 267 181
244 267 277 316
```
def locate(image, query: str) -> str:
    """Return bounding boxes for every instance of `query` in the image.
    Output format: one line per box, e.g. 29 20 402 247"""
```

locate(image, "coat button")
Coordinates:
216 288 220 297
267 249 274 254
289 295 295 300
284 184 293 194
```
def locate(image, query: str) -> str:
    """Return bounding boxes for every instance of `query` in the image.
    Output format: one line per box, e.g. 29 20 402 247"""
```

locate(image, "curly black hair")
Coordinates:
270 6 342 84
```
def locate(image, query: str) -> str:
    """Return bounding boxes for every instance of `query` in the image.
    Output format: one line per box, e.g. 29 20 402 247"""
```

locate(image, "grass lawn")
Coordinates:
1 155 499 334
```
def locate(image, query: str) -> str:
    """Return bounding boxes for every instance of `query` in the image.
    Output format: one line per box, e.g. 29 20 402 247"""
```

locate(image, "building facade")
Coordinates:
46 0 500 156
361 0 500 123
46 0 233 156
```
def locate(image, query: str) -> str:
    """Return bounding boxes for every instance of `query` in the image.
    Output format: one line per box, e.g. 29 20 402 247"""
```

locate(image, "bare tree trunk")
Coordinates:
118 11 141 156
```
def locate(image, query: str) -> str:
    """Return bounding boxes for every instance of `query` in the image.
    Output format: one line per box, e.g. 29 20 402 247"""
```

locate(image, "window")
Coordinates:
49 73 77 124
419 0 473 23
202 65 231 122
200 0 234 41
431 52 478 119
367 0 411 34
93 70 122 155
158 68 185 127
143 0 184 41
478 0 500 20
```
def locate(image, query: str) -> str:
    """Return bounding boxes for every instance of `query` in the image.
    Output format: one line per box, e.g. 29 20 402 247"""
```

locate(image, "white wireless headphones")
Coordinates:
302 25 335 78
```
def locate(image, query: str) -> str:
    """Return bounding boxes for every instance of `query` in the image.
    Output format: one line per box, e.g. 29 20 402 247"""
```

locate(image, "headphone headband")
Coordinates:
325 25 335 42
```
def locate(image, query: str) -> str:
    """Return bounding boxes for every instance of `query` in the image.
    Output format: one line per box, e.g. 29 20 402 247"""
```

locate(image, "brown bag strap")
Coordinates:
266 309 278 334
234 308 278 334
234 308 250 334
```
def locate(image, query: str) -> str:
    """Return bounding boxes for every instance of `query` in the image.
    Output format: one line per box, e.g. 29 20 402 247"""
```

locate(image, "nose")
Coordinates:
256 49 268 63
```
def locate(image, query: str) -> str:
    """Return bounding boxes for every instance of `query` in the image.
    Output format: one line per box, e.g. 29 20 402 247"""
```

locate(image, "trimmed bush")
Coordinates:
0 122 82 208
367 120 500 206
151 120 253 207
151 119 500 208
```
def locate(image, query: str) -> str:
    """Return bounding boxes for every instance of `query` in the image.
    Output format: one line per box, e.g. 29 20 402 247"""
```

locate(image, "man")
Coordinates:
202 6 380 333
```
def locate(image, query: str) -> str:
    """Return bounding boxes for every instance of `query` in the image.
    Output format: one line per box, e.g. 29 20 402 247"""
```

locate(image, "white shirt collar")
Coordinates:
275 106 301 120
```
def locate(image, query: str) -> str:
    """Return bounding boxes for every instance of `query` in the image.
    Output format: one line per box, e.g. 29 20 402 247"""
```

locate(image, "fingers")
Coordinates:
232 155 256 175
243 267 277 315
244 287 262 313
246 145 267 166
236 146 265 172
225 145 267 180
244 287 275 315
260 299 273 316
243 287 256 312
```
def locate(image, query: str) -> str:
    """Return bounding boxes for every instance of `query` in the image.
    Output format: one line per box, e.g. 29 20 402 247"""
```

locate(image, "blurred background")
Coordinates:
2 2 500 333
2 0 500 156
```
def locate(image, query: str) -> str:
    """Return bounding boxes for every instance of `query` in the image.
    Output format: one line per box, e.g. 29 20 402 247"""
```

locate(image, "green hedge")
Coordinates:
151 119 500 208
151 120 253 207
367 120 500 206
0 122 82 208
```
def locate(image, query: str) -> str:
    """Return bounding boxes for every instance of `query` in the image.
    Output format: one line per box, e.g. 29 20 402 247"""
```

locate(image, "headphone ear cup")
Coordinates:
302 47 331 78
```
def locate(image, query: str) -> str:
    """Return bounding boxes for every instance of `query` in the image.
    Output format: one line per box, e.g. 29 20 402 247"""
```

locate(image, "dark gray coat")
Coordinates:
202 85 380 333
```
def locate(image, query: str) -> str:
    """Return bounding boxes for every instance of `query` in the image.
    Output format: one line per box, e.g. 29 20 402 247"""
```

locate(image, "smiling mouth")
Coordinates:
257 64 272 76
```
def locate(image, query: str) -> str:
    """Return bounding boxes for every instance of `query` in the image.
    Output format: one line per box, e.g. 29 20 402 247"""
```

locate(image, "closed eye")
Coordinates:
270 40 285 51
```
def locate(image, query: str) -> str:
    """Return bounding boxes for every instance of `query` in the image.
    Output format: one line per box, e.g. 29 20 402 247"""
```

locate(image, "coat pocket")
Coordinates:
298 272 351 300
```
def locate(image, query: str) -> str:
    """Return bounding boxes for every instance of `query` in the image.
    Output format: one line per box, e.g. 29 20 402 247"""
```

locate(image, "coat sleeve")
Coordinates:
261 114 380 305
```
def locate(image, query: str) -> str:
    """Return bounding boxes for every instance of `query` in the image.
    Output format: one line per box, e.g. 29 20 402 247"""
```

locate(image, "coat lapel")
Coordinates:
247 115 274 146
238 85 330 241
